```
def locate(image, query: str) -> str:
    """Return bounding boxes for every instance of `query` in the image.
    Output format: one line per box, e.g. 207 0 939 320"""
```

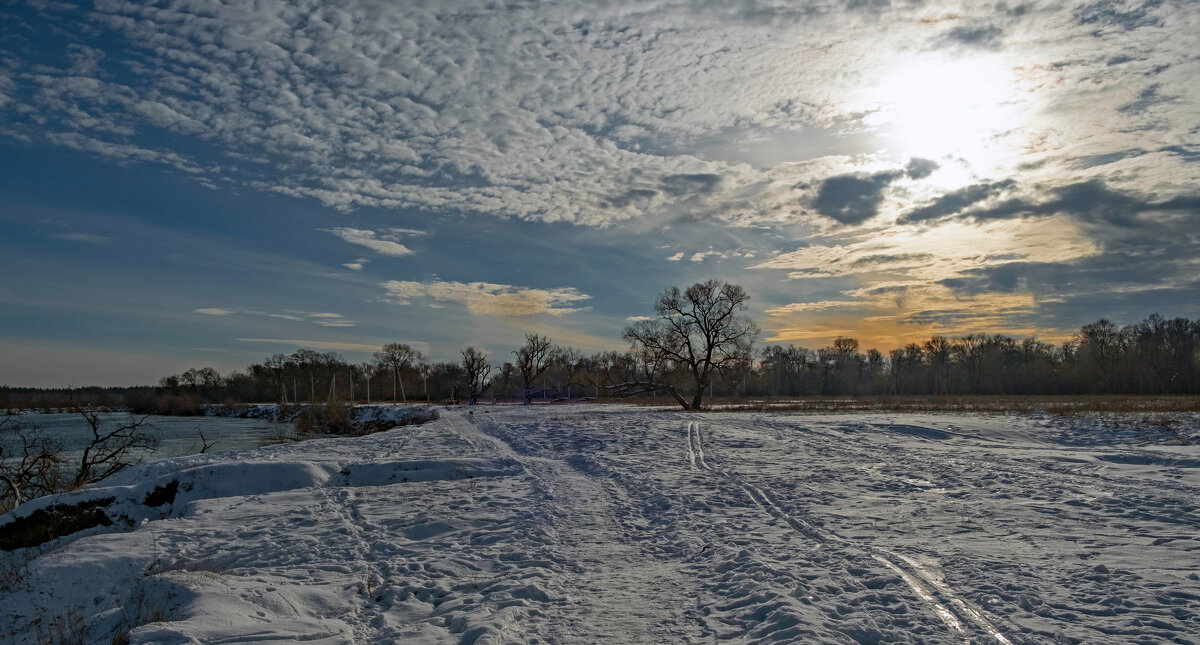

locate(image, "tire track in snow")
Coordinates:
686 420 1013 644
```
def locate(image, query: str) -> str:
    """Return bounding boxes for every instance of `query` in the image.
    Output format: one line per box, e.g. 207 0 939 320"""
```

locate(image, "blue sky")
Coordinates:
2 0 1199 386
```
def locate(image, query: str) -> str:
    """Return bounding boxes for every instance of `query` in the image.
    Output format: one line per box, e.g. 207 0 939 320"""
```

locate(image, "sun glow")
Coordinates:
859 54 1026 183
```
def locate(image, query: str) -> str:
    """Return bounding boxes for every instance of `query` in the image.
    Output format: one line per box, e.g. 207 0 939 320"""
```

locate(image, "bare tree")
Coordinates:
374 343 422 405
72 406 158 489
923 336 951 394
616 280 758 410
0 416 64 512
514 333 556 405
291 349 322 403
461 347 493 405
553 348 583 399
496 362 517 401
1 407 159 512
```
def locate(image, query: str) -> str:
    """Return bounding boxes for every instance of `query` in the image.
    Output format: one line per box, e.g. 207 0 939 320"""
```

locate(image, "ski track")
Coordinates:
3 406 1198 643
687 419 1011 644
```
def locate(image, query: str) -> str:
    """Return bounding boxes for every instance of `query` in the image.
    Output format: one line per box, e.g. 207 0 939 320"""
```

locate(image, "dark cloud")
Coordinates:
940 255 1200 326
1118 84 1172 115
848 252 932 268
845 0 891 11
942 24 1005 48
660 173 722 197
905 158 938 180
904 179 1200 228
812 170 901 225
1161 144 1200 163
902 307 1039 329
811 159 935 225
1067 148 1148 169
859 284 910 296
603 174 723 209
606 188 658 209
1074 0 1166 34
901 180 1016 223
935 176 1200 325
939 262 1046 295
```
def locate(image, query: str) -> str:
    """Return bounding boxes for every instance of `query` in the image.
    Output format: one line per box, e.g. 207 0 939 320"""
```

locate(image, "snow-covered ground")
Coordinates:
2 406 1198 643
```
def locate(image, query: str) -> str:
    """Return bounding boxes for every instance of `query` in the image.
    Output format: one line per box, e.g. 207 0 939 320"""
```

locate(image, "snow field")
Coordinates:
2 406 1198 643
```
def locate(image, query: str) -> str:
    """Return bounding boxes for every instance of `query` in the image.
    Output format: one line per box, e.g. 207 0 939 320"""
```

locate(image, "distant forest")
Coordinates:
3 312 1197 412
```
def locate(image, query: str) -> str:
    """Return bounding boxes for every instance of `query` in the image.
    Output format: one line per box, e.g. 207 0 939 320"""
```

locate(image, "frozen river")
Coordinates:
5 411 289 459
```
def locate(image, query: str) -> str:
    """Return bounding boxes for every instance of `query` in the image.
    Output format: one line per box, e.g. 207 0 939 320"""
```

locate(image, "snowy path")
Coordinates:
2 406 1197 643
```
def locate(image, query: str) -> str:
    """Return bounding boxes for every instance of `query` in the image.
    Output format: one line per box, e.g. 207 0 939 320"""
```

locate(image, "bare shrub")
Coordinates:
0 408 158 513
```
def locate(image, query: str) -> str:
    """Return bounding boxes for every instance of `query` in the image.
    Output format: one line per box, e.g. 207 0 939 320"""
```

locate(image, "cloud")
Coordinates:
1118 84 1172 116
236 338 387 352
1074 1 1167 33
765 301 864 314
306 312 355 328
940 24 1005 49
901 180 1017 223
660 173 723 196
3 0 1197 246
194 307 354 327
44 132 207 176
326 228 413 257
811 171 900 225
810 159 936 225
690 250 725 263
926 180 1200 229
381 280 591 317
753 217 1099 281
1066 148 1148 169
52 232 110 244
388 228 428 238
9 0 1186 233
764 284 1057 350
904 158 939 180
666 252 684 262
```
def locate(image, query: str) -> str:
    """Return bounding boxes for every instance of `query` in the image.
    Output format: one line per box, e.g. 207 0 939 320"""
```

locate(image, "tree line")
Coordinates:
3 280 1198 413
145 281 1200 410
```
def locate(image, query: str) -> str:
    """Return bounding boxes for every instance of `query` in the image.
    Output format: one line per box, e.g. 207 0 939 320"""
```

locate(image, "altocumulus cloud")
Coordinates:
325 228 414 257
381 280 591 317
6 1 1198 232
17 0 1195 232
4 0 1200 346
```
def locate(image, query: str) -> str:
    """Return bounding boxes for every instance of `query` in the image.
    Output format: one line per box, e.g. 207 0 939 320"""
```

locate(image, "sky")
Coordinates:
2 0 1199 387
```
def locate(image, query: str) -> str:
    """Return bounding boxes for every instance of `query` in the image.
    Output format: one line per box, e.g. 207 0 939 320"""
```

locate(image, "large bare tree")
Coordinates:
617 280 758 410
514 333 556 405
374 343 422 405
461 347 493 405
